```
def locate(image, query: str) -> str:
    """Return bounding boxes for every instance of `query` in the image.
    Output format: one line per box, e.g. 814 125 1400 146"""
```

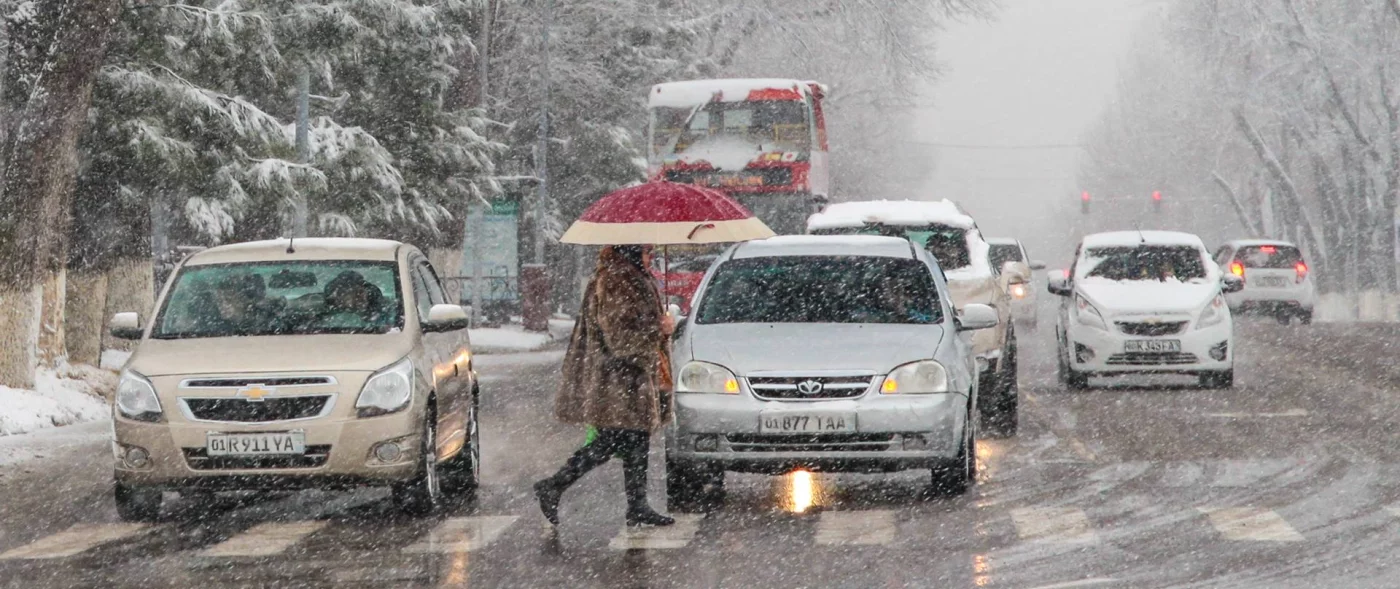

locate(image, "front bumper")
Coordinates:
1066 319 1232 374
666 391 967 474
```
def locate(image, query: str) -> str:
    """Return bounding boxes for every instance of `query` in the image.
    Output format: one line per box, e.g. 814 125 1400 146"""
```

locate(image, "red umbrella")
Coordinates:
559 181 775 245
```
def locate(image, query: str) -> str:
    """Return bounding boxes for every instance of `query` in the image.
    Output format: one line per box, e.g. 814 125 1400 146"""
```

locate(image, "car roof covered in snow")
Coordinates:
184 238 407 266
729 235 916 260
806 199 976 231
649 78 811 108
1081 231 1206 250
985 237 1022 246
1222 238 1300 249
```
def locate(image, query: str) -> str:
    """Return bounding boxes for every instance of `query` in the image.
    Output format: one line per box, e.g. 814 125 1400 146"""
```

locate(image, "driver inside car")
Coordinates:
318 270 386 328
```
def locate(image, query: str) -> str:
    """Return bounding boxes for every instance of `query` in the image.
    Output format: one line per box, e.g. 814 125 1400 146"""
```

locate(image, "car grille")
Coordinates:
747 375 875 400
182 377 334 388
182 446 331 470
1115 321 1187 336
1105 353 1199 366
182 396 332 423
725 433 895 452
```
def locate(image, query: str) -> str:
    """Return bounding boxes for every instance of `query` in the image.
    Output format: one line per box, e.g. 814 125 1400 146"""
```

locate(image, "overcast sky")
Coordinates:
916 0 1168 258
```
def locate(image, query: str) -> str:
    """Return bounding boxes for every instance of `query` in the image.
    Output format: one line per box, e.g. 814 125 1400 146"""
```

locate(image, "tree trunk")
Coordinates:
0 0 123 388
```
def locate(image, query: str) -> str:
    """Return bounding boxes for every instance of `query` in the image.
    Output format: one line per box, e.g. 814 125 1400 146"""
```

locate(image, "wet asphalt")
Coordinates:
1 321 1400 588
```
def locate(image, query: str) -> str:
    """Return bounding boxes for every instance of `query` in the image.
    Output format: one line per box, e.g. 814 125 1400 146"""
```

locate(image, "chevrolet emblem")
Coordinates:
237 384 275 402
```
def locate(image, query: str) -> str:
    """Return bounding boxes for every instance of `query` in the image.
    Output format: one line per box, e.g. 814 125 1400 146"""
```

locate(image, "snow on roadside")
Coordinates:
470 318 574 354
0 363 114 437
101 349 132 371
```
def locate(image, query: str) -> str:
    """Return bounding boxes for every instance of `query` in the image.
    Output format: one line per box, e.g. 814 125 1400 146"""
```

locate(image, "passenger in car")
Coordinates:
319 271 386 328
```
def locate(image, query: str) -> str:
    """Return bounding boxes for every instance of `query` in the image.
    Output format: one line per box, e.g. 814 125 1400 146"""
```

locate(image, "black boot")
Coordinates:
535 440 613 526
623 439 674 527
533 478 564 526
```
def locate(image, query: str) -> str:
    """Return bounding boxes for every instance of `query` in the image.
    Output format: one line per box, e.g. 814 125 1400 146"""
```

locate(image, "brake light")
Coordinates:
1295 261 1308 283
1260 245 1276 253
1229 261 1245 277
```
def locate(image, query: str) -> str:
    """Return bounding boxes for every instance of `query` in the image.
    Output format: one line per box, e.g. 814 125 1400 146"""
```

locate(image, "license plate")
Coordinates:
1255 276 1288 288
759 413 856 434
1125 339 1181 353
206 431 305 456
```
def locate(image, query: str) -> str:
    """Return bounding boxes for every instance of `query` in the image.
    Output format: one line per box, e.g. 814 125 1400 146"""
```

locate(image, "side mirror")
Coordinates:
1029 260 1047 271
424 304 471 333
1047 278 1073 297
957 303 999 332
109 312 143 340
1221 275 1245 294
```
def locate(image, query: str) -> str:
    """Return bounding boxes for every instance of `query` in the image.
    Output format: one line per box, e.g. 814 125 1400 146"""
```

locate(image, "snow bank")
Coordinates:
0 364 113 437
470 318 575 354
101 349 132 371
807 199 976 231
1316 291 1400 323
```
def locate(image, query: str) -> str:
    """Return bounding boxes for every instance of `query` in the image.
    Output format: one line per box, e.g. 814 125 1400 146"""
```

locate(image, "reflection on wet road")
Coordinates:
2 322 1400 587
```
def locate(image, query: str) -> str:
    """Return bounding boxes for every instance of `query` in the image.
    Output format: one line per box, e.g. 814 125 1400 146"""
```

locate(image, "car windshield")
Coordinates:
651 100 811 156
695 256 942 325
1083 245 1208 282
1236 245 1304 268
812 224 972 270
989 244 1023 268
152 261 403 339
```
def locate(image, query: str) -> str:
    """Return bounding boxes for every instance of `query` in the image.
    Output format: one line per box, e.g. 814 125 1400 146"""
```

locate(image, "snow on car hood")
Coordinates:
685 323 945 375
1076 278 1218 315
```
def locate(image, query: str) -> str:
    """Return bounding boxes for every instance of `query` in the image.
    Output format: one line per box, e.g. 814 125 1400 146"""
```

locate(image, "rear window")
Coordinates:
1083 245 1207 282
1235 245 1303 269
812 224 971 270
695 256 942 325
989 244 1023 268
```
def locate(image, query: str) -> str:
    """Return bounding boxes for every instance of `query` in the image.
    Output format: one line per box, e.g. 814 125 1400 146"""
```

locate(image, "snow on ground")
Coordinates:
0 363 114 437
470 318 574 354
101 349 132 371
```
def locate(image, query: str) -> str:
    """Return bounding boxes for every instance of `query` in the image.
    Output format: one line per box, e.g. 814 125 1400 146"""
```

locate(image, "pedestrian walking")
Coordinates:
533 245 677 527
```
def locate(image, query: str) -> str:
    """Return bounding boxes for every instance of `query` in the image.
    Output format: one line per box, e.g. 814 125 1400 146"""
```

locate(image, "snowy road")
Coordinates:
1 323 1400 587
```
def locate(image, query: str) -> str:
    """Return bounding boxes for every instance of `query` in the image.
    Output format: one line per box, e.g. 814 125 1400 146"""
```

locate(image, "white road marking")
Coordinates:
608 514 705 550
1025 579 1119 589
1160 462 1204 487
1089 462 1150 482
404 516 519 553
199 521 329 558
1203 409 1308 418
0 523 150 560
1208 460 1293 488
1198 508 1303 542
1011 508 1098 544
814 510 897 546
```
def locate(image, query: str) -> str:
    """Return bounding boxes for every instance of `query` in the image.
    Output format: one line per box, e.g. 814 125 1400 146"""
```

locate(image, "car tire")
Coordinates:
1275 312 1291 325
1058 346 1089 390
441 389 480 502
983 343 1019 438
666 456 724 512
931 407 976 496
1298 311 1313 325
393 410 444 516
115 483 162 522
1199 370 1234 389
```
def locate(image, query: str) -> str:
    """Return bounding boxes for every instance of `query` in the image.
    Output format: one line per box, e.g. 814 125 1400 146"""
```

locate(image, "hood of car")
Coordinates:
1077 279 1218 316
127 333 415 377
684 323 945 375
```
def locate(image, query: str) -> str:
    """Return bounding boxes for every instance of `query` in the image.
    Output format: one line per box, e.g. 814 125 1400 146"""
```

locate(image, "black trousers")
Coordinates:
545 428 653 510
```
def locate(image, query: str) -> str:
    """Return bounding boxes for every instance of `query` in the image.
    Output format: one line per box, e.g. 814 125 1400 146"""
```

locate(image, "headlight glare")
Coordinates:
1196 295 1227 329
677 361 740 394
356 357 414 417
881 361 949 394
1075 295 1109 330
115 371 162 422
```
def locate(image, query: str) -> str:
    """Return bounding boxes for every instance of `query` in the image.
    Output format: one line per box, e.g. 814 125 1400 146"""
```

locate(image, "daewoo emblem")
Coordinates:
237 384 275 402
796 380 825 395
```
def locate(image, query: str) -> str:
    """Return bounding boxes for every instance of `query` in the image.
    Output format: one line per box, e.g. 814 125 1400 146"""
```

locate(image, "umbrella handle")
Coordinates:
687 223 716 240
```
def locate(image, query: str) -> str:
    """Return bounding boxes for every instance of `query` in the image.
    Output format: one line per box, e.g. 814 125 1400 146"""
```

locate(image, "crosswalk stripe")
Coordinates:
199 521 329 558
815 510 897 546
1011 508 1098 543
403 516 519 554
1198 508 1303 542
1208 460 1293 487
608 514 705 550
0 523 150 560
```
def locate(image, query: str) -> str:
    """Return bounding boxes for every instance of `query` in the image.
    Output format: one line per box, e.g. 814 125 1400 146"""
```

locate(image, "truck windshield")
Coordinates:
696 256 942 325
651 100 810 157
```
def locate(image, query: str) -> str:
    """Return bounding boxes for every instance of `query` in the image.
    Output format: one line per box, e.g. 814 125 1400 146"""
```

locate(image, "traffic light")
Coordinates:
1152 190 1162 214
1080 191 1090 214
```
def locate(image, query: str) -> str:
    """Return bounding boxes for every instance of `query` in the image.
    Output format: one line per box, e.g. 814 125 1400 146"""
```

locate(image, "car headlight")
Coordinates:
1196 295 1228 329
676 361 740 394
1075 295 1109 330
116 371 162 422
356 357 415 417
880 360 949 394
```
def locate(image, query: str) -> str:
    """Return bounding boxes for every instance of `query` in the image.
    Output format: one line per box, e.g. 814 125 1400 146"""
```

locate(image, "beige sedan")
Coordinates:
109 238 478 519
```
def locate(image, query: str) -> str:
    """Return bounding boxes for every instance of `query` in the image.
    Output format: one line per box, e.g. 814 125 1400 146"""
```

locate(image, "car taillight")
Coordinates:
1295 261 1308 283
1229 261 1245 278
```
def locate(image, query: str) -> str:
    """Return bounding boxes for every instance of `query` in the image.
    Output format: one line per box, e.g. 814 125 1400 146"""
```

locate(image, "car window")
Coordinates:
417 261 448 305
1083 245 1208 282
812 224 972 270
695 256 942 325
989 244 1023 269
152 261 403 339
1234 245 1303 268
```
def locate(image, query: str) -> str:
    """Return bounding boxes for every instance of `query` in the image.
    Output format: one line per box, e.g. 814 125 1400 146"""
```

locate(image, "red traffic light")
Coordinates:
1082 191 1091 201
1152 191 1161 201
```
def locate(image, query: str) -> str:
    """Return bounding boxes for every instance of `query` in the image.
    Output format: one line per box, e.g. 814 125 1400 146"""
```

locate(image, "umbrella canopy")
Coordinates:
559 182 776 245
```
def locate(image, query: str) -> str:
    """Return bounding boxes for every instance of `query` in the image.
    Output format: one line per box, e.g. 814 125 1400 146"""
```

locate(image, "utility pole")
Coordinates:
521 0 552 332
463 0 495 326
293 66 310 238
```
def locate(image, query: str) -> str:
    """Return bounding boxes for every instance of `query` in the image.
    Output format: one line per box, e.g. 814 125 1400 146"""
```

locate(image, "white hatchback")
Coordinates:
1048 231 1243 389
1213 240 1316 324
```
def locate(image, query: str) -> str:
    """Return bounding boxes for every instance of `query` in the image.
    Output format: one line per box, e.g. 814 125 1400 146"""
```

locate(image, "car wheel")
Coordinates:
666 456 724 512
1298 311 1313 325
983 344 1019 438
393 410 443 516
1275 312 1291 325
931 407 975 496
1199 370 1234 389
114 483 162 522
442 390 480 501
1065 365 1090 391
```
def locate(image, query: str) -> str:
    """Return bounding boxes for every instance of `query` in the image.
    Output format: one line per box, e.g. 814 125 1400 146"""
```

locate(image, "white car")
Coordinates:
1212 239 1315 324
987 238 1046 329
1049 231 1243 389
